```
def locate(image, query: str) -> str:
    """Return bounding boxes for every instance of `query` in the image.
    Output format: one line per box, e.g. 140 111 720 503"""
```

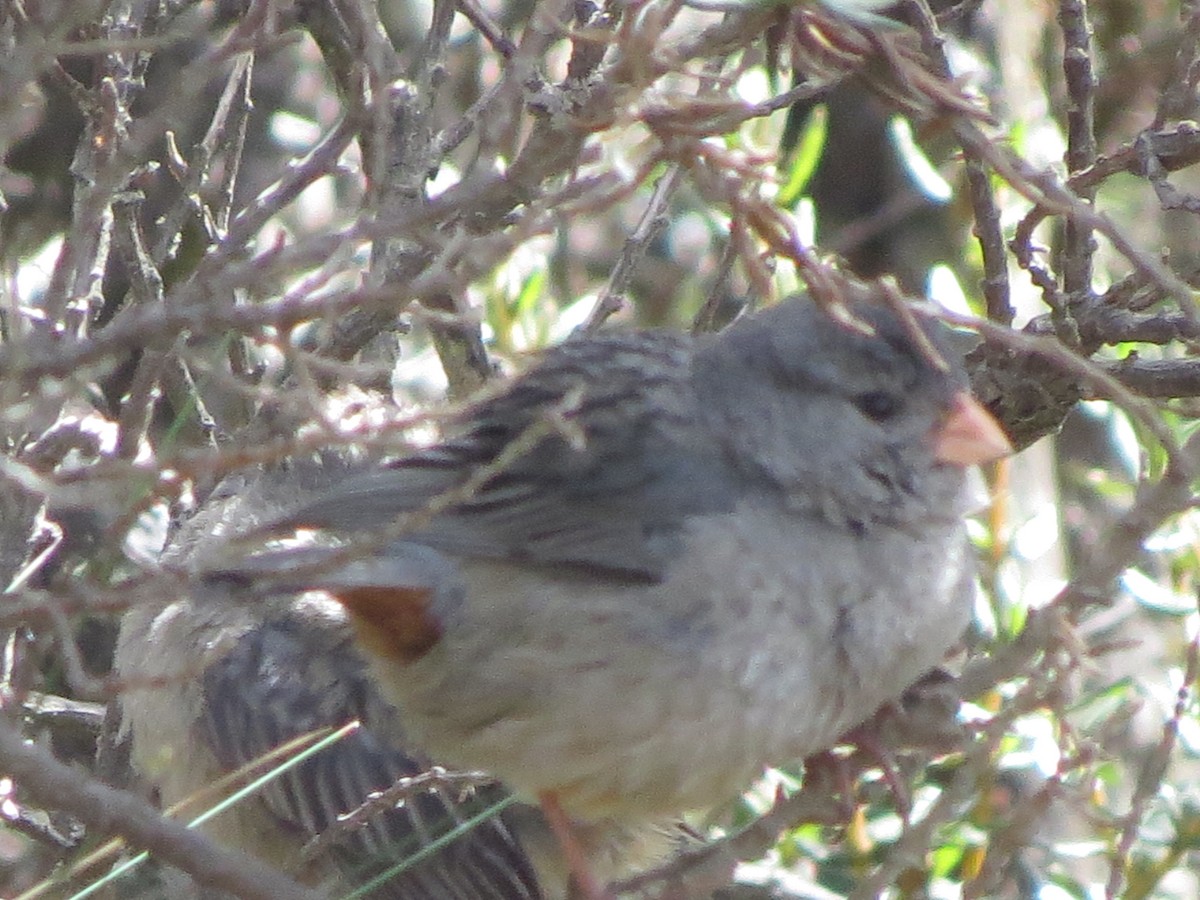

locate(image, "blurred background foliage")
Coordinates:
3 0 1200 898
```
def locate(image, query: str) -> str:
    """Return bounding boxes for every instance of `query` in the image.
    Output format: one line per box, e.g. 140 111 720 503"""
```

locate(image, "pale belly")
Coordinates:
359 504 975 821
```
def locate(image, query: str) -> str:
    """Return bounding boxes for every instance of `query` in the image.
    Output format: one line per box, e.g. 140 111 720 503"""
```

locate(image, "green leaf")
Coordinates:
515 268 547 322
889 116 952 202
778 104 827 208
1121 568 1196 615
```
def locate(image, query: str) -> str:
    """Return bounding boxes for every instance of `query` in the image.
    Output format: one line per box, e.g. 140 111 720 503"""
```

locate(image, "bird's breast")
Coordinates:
358 502 975 822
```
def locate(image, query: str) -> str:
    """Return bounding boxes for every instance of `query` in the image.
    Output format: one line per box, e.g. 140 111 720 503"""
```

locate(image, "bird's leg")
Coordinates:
837 724 912 823
801 749 862 821
537 791 615 900
827 669 968 823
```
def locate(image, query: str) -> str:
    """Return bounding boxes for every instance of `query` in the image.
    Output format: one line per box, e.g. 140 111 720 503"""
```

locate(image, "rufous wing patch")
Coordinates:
330 586 443 664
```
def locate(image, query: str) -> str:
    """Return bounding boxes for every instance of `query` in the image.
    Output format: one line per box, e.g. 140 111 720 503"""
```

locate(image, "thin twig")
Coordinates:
584 164 683 331
0 716 324 900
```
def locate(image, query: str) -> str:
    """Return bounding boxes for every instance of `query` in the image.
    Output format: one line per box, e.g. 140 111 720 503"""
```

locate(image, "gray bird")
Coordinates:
210 287 1011 896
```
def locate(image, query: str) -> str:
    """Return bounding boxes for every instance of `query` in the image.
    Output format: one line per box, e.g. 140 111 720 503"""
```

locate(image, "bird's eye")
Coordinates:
855 391 902 422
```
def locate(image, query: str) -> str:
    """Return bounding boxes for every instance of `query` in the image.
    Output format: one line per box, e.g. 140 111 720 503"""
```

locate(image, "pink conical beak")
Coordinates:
933 392 1012 466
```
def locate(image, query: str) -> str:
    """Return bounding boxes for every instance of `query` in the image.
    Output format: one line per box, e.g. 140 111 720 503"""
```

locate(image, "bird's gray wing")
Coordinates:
268 331 739 581
199 609 543 900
